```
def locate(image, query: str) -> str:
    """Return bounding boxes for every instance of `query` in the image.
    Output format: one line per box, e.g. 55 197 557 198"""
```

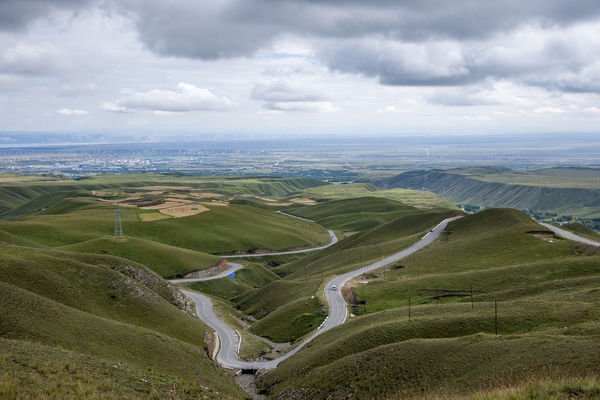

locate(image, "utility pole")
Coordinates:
113 202 123 238
471 284 474 310
494 299 498 335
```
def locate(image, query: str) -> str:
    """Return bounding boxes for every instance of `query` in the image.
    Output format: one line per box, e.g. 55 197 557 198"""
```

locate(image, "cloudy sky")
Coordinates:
2 0 600 138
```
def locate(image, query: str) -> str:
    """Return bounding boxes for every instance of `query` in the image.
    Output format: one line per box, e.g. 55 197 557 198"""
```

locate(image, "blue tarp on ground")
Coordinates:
228 272 235 279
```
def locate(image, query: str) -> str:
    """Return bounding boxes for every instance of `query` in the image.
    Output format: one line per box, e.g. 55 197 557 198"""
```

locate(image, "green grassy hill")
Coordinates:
300 182 457 210
188 209 458 345
258 208 600 399
0 173 326 219
560 221 600 241
60 236 220 278
0 200 329 277
0 203 329 253
273 209 459 279
286 197 424 231
0 243 244 399
250 296 326 343
377 168 600 219
184 263 280 300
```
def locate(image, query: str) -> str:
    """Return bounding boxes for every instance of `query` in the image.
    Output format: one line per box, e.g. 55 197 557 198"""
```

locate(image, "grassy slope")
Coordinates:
300 182 457 210
59 236 220 278
561 221 600 241
0 338 231 400
229 209 457 343
0 173 326 219
0 202 329 253
0 244 243 399
260 208 600 398
274 209 459 279
249 296 326 343
233 279 322 320
184 263 280 300
267 333 600 399
379 168 600 218
458 166 600 189
0 229 45 247
287 197 425 232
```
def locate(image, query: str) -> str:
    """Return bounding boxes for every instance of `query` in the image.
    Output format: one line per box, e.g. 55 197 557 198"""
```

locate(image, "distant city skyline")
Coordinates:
2 1 600 137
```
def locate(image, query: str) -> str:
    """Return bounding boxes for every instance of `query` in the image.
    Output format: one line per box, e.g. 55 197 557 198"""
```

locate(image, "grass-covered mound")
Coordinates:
249 296 326 343
286 197 425 231
258 208 600 398
60 236 220 278
0 243 244 399
561 221 600 241
274 209 459 279
185 263 279 300
265 332 600 399
0 202 329 253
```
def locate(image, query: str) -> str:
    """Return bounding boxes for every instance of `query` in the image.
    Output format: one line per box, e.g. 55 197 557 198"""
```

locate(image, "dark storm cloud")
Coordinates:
3 0 600 92
101 0 600 92
0 0 91 31
110 0 600 58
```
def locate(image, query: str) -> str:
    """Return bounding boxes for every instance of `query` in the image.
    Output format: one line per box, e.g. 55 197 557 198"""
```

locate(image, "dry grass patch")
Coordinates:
159 204 209 218
290 198 316 205
139 201 185 210
137 186 194 191
200 200 229 207
190 192 222 198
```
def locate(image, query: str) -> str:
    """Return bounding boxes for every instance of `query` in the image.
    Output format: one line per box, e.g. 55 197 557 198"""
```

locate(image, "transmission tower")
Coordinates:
114 202 123 238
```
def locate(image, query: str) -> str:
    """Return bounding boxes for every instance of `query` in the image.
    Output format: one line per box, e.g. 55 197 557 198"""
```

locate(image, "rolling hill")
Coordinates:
258 208 600 399
286 197 427 232
376 167 600 219
0 243 245 399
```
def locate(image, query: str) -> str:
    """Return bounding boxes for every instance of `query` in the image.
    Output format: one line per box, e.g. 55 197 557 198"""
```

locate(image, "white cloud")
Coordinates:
103 82 234 113
57 108 89 115
0 43 68 75
534 106 566 114
267 101 338 113
377 106 411 113
251 77 338 112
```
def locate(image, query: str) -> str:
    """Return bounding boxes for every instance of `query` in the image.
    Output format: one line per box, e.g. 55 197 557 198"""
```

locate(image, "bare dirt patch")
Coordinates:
256 196 277 203
527 230 561 242
290 197 317 205
200 200 229 207
137 185 194 191
159 203 210 218
190 192 222 198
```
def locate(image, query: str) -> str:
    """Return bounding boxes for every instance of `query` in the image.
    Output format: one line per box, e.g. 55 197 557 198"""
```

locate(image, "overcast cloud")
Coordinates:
1 0 600 136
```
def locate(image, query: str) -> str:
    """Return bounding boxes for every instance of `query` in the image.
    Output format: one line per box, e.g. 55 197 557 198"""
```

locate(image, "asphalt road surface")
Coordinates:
179 216 461 370
225 229 338 258
170 263 244 284
539 222 600 247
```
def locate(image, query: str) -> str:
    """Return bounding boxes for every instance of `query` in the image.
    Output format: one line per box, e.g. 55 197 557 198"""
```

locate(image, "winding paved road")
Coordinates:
539 222 600 247
178 215 462 370
177 215 600 370
170 263 244 284
224 229 338 258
